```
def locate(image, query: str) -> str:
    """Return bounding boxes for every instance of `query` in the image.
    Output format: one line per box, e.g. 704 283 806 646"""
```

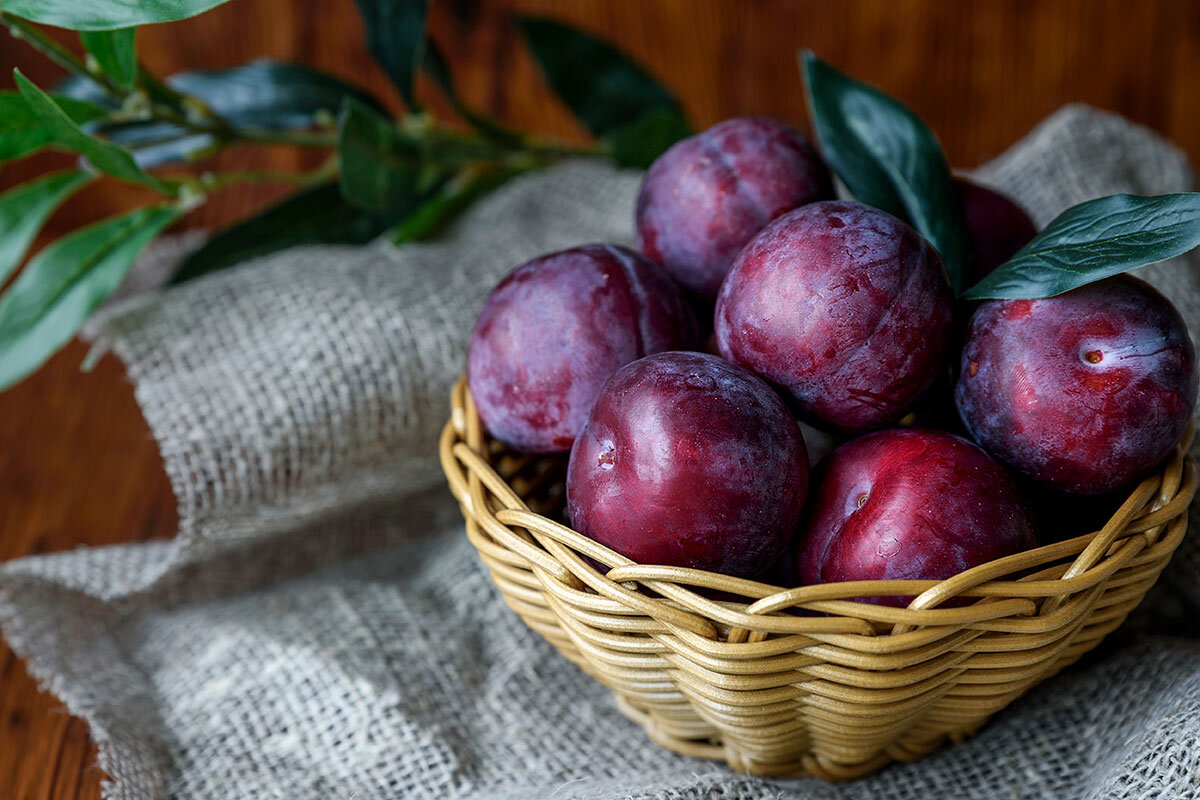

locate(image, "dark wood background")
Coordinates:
2 1 1198 797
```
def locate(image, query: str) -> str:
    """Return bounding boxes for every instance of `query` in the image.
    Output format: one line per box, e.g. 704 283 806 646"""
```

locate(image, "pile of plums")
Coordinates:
467 117 1198 605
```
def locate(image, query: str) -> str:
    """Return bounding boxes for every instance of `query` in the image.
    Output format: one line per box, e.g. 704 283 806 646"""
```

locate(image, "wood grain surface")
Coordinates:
2 1 1198 797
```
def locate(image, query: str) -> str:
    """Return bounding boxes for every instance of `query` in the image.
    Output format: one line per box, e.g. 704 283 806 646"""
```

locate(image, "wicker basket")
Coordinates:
440 376 1196 780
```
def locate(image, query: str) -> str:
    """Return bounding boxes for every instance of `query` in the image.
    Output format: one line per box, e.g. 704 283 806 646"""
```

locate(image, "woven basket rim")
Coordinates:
441 375 1196 642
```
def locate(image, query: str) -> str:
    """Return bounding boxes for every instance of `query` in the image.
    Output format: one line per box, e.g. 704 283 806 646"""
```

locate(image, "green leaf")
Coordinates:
13 70 170 193
0 205 179 392
391 164 533 244
517 16 689 142
0 91 105 161
605 106 692 169
0 0 230 31
57 60 382 168
80 28 136 89
0 170 92 287
338 97 431 214
962 193 1200 300
167 59 385 125
801 51 971 293
170 182 396 284
352 0 428 108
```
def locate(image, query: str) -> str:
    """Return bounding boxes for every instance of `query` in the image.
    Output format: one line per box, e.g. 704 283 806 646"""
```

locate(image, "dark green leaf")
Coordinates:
168 60 385 125
80 28 136 89
57 61 380 168
13 70 170 193
47 75 116 108
0 0 230 31
801 51 971 292
517 16 689 139
352 0 427 108
0 170 92 286
170 182 396 284
0 205 179 392
962 193 1200 300
391 164 533 243
338 97 432 214
0 91 106 161
88 123 213 169
605 106 692 169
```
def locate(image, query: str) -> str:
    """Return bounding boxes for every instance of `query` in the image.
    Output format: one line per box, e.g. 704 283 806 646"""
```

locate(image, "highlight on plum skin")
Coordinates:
635 116 835 301
566 351 808 578
467 244 698 454
955 176 1038 281
955 275 1198 495
715 200 955 434
795 428 1037 607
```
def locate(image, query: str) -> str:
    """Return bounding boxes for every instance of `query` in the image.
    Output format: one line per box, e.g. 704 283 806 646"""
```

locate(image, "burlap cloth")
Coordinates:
2 105 1198 800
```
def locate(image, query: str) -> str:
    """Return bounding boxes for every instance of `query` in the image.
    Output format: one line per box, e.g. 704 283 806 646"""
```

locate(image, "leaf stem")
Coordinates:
233 126 340 148
194 156 340 190
2 12 123 99
135 65 238 137
1 13 240 141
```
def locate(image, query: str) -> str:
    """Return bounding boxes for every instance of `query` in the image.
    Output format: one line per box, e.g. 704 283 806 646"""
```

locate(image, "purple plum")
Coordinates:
468 244 697 453
567 351 807 577
796 428 1037 606
956 176 1038 282
636 116 834 301
715 201 954 433
956 275 1197 494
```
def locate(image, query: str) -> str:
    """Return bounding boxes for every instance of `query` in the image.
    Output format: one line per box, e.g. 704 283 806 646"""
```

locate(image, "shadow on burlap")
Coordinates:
1 105 1198 800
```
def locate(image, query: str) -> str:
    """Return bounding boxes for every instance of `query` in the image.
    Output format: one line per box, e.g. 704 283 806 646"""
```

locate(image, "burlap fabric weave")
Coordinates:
2 105 1198 800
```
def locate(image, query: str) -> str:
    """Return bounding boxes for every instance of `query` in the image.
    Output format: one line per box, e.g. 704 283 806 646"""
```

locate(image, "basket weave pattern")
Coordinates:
440 377 1196 780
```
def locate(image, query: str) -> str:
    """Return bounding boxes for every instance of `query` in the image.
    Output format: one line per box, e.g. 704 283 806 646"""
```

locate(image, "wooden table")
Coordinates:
3 1 1198 796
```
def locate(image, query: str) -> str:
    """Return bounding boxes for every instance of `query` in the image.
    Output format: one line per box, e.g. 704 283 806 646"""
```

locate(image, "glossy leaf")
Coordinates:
352 0 427 108
801 51 971 292
0 205 179 392
962 193 1200 300
0 0 230 31
170 182 395 284
169 60 384 125
0 170 92 286
80 28 136 89
0 91 106 161
58 61 379 167
517 16 689 143
13 70 169 193
338 97 432 214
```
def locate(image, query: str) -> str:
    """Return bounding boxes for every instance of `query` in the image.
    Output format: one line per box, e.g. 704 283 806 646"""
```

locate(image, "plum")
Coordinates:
715 201 954 433
956 275 1197 494
566 351 807 577
956 177 1037 281
468 244 697 453
796 428 1036 606
635 116 834 301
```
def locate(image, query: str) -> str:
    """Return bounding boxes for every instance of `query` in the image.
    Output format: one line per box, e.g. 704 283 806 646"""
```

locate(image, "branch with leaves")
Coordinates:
0 0 693 392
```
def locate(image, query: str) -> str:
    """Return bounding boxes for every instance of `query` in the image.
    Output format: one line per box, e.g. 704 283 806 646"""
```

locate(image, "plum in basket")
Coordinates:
796 428 1037 606
636 116 834 301
468 244 697 453
956 275 1198 494
715 200 954 434
566 351 807 578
